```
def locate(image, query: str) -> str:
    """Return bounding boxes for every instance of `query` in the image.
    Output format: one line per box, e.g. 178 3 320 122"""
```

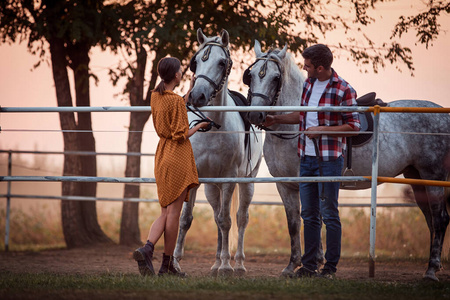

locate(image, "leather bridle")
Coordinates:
190 42 233 103
244 55 283 106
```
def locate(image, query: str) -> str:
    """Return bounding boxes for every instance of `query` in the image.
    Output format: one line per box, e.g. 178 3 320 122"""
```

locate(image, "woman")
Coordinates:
133 57 209 277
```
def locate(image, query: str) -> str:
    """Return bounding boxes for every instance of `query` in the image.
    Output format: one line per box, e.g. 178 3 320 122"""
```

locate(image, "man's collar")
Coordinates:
310 68 336 85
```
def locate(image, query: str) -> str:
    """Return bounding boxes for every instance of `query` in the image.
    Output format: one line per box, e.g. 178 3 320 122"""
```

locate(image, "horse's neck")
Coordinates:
271 65 303 131
277 73 302 111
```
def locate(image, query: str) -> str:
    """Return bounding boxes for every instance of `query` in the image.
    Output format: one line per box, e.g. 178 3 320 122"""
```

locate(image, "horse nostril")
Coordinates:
199 94 207 105
258 113 265 123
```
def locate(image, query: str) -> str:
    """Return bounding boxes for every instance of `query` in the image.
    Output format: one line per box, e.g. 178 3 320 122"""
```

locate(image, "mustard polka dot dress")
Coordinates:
151 90 199 207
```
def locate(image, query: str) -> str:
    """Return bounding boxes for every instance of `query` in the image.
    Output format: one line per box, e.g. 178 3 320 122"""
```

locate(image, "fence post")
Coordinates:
5 150 12 252
369 106 381 277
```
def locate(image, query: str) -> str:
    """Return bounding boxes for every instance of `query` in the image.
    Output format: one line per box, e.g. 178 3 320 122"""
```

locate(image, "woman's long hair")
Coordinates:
153 57 181 95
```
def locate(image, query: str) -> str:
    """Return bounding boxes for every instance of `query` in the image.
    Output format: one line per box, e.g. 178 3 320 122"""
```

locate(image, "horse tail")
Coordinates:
229 185 239 252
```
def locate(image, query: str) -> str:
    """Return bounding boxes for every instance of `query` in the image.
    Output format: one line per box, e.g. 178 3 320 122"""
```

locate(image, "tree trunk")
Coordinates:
120 112 151 245
120 44 151 246
50 37 112 248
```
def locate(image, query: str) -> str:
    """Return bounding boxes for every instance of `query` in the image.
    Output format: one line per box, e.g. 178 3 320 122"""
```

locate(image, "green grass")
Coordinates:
1 272 450 300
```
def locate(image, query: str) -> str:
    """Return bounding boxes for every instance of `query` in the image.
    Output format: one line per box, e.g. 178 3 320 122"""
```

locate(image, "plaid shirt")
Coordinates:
298 69 360 161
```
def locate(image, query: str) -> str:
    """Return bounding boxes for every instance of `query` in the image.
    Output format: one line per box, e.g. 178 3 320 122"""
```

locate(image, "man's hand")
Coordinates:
262 115 276 127
305 126 324 139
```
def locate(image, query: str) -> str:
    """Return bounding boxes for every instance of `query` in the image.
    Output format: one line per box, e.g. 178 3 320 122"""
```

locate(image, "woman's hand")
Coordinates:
187 120 211 138
199 121 210 129
184 75 196 104
189 75 196 90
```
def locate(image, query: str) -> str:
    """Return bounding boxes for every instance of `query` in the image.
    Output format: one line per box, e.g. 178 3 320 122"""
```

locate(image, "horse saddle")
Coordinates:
341 92 387 187
352 92 388 147
228 90 253 149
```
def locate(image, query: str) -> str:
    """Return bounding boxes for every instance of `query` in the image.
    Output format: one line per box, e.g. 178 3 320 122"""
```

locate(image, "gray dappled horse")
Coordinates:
245 40 450 281
173 29 263 276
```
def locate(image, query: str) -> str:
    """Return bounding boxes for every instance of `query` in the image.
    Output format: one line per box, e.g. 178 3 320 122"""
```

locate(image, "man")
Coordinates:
264 44 360 278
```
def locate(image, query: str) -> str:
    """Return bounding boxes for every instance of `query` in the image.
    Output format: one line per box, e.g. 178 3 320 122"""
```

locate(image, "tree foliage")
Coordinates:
1 0 448 246
0 0 124 247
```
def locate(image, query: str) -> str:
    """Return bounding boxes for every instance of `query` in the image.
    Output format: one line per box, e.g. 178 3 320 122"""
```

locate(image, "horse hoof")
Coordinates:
218 267 234 277
281 266 297 278
172 258 182 273
234 267 246 277
423 273 439 282
210 268 219 277
280 271 295 278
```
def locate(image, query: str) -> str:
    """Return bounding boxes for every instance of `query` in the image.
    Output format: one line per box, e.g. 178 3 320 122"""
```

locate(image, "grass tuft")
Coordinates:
1 272 450 300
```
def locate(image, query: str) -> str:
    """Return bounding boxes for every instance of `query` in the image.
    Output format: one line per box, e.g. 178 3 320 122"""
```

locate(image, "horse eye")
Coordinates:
219 60 226 67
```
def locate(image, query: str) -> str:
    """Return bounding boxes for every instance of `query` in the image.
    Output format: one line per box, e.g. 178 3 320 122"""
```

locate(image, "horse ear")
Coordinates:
197 28 207 45
278 43 288 59
220 29 229 47
254 40 263 57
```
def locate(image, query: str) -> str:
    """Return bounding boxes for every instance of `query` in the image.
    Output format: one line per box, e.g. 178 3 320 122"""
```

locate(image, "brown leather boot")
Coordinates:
133 240 155 276
158 253 186 277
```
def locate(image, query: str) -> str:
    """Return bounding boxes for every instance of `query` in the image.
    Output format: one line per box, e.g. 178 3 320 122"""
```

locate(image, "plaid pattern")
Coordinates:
298 69 360 161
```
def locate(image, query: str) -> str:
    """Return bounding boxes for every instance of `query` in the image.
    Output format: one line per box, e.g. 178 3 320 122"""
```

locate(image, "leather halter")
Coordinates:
193 42 233 103
245 56 283 106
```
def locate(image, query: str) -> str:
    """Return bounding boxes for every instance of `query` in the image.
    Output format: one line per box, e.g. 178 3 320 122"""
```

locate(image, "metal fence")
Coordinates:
1 104 449 278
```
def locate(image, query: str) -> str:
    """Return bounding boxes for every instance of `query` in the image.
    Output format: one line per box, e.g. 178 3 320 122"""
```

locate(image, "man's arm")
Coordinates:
263 112 300 126
304 124 358 139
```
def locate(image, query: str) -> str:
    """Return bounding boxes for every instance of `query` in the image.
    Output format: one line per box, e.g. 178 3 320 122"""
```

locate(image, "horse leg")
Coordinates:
423 184 449 281
234 182 254 276
204 184 223 276
405 167 449 281
173 186 198 272
276 182 302 277
217 183 236 276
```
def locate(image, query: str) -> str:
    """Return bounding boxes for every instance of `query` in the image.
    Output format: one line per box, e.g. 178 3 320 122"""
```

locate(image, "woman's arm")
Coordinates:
186 121 210 138
183 76 196 104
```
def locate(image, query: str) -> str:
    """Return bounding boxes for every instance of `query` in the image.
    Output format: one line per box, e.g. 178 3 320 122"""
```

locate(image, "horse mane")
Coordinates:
266 48 305 104
266 48 304 85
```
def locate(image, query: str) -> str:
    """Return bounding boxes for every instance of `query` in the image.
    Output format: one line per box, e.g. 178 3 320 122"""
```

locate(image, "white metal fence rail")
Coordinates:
1 104 449 278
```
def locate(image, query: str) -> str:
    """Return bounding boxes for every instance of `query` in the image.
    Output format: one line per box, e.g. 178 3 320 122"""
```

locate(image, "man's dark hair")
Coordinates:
301 44 333 70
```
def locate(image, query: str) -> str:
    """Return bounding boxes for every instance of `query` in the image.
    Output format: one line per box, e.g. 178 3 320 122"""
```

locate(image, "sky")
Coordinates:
0 0 449 176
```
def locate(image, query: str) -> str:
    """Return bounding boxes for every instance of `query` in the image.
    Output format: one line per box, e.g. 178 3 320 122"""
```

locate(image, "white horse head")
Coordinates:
175 29 263 277
245 40 304 125
188 28 233 107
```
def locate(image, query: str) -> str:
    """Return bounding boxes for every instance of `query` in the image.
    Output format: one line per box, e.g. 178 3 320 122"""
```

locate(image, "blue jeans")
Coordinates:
300 155 344 272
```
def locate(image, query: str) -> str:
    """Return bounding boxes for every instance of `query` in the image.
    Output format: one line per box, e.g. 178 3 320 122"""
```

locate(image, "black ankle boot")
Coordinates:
158 253 186 277
133 240 155 276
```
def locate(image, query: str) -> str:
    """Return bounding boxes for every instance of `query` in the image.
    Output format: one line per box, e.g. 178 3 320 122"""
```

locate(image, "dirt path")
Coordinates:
1 245 449 282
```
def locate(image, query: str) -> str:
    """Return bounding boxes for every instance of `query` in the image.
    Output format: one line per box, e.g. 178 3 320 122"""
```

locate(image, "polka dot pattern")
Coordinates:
151 91 199 207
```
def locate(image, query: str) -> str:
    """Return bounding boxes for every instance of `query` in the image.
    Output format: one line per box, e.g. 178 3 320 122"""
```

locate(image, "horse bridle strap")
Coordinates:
245 56 283 106
256 124 300 140
186 104 221 132
193 42 233 102
196 74 220 90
